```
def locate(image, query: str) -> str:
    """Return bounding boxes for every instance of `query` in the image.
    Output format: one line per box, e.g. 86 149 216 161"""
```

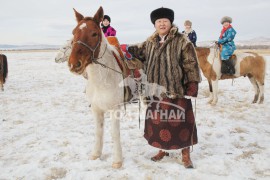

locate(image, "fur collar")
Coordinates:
183 28 193 35
148 25 179 43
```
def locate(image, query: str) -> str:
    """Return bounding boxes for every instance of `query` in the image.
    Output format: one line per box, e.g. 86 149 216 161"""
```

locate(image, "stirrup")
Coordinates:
151 150 169 162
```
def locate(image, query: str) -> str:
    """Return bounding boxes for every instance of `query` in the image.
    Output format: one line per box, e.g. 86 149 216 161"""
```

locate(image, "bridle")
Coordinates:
73 35 124 75
73 36 106 62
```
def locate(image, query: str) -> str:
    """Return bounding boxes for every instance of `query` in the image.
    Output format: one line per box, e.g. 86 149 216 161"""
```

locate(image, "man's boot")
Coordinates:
182 147 194 168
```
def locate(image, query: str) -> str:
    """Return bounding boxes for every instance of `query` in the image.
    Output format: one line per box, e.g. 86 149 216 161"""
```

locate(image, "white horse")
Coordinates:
196 45 266 105
55 39 72 63
68 7 131 168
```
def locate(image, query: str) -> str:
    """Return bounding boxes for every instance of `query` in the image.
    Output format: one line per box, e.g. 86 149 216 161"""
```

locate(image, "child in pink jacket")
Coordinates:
101 15 116 37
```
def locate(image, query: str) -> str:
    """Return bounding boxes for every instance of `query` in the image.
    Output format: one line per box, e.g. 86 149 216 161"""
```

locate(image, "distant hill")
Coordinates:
0 44 60 50
197 37 270 49
1 37 270 50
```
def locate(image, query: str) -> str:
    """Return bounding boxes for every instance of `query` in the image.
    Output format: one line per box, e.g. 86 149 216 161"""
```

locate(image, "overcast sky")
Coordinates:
0 0 269 45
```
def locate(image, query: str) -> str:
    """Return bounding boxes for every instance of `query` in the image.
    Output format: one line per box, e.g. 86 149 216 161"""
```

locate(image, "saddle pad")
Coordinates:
106 36 125 60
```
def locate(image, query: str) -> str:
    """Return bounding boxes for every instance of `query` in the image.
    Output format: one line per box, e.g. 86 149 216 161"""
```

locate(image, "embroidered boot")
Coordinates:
181 147 194 168
227 58 235 75
221 60 228 74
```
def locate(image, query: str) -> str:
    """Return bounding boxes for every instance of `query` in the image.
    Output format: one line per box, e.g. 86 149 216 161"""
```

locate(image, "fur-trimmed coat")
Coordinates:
129 26 201 98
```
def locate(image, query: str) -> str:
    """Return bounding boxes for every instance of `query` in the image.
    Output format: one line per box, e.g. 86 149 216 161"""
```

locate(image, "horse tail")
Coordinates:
3 54 8 83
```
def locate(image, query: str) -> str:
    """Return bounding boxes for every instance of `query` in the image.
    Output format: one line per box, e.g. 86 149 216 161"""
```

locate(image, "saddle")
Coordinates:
106 36 143 75
106 36 143 103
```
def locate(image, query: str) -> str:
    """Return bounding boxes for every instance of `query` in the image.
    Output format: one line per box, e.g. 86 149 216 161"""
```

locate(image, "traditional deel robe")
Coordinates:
129 26 201 150
218 26 237 60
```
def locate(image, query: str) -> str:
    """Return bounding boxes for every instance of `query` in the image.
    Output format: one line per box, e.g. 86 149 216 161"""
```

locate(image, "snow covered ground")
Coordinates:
0 51 269 180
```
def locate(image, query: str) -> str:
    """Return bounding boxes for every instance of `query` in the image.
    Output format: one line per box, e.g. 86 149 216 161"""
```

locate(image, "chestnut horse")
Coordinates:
68 7 130 168
0 54 8 91
196 46 265 105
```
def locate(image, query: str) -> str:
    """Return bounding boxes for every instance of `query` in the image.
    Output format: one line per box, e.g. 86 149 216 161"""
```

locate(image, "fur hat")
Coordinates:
150 7 174 24
103 15 111 23
184 20 192 26
220 16 232 24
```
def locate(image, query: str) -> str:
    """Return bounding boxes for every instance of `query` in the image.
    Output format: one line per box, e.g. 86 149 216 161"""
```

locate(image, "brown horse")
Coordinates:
0 54 8 91
68 7 132 168
196 46 265 105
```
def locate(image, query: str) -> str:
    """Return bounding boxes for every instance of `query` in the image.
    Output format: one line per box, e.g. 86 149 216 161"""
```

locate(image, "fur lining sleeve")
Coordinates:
128 42 146 62
181 42 202 84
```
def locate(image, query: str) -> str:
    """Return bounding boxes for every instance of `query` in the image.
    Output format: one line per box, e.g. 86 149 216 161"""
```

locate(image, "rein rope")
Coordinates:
74 38 125 76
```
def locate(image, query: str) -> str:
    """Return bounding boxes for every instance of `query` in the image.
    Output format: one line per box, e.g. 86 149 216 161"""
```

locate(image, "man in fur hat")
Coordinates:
127 7 201 168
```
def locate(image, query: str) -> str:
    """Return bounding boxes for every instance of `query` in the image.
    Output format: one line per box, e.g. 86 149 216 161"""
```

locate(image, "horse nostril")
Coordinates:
76 61 81 68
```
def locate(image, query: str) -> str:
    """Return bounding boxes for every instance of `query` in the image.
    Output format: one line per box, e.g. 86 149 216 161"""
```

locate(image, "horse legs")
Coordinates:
90 109 104 160
207 79 213 104
111 110 123 168
0 80 3 91
247 74 260 103
258 83 264 104
211 80 218 105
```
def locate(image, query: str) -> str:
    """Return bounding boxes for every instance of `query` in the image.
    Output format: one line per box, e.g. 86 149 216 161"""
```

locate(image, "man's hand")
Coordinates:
127 46 138 56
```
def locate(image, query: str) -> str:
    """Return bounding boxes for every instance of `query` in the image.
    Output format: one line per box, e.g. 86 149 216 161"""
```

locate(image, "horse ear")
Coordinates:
73 8 84 23
93 6 104 24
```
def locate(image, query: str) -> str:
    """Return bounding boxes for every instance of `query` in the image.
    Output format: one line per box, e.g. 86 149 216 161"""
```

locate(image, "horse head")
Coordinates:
68 7 104 75
55 39 73 63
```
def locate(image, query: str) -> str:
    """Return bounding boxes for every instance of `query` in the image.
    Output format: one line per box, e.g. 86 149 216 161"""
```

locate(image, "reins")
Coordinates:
74 38 125 76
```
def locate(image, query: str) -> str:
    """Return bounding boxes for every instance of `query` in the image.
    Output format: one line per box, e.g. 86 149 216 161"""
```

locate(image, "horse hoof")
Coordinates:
90 155 100 160
112 162 122 169
211 102 217 106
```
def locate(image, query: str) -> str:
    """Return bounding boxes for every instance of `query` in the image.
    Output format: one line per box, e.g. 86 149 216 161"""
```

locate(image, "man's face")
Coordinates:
154 18 172 36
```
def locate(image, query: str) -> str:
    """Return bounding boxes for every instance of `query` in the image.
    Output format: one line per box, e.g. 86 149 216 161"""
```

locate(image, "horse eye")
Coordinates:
92 33 97 37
